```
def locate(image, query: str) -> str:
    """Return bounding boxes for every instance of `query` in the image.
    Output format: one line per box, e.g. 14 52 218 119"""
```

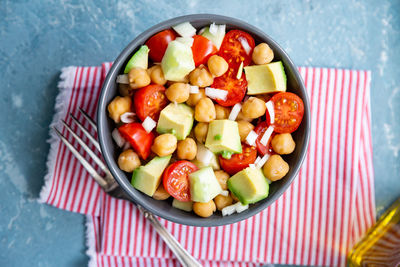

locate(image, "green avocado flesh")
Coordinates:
131 155 171 196
244 61 287 95
124 45 149 73
172 199 193 212
156 103 194 140
227 167 269 205
189 167 222 203
205 120 242 154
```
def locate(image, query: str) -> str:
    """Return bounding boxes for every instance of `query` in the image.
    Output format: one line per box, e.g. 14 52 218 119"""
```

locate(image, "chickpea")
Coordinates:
207 55 228 77
237 120 255 142
151 134 177 157
214 194 233 211
186 88 206 106
215 105 230 120
107 96 132 123
214 170 229 190
189 66 214 87
271 133 296 155
241 97 266 119
194 122 208 143
128 67 151 89
252 43 274 65
193 200 216 218
152 184 170 200
177 138 197 160
148 65 167 85
166 83 190 103
230 192 240 203
263 155 289 181
117 149 141 172
195 98 216 122
118 83 132 97
237 110 253 122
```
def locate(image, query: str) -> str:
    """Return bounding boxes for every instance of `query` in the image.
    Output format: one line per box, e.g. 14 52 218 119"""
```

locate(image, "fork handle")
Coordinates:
140 208 202 267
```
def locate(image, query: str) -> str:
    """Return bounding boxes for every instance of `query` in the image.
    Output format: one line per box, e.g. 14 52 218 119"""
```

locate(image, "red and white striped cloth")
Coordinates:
39 63 375 267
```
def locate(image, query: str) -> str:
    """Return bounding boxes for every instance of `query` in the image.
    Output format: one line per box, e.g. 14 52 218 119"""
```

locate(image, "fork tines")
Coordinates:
53 108 118 192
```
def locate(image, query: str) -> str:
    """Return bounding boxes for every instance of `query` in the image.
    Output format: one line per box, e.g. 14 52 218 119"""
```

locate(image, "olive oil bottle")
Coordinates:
348 198 400 267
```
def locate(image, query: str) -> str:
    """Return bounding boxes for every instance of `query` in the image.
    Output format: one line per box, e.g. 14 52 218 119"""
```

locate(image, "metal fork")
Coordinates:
53 108 202 267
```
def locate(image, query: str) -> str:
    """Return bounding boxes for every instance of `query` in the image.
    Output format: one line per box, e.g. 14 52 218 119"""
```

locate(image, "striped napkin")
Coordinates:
39 63 375 267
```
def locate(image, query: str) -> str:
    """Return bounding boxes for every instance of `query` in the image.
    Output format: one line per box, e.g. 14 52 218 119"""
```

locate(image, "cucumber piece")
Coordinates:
124 45 149 73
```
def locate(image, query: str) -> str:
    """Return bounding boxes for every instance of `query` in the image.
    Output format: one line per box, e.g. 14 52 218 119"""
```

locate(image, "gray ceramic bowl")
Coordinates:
97 14 310 227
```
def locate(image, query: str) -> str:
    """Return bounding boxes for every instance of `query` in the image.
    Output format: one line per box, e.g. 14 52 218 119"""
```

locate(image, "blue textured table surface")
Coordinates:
1 1 399 266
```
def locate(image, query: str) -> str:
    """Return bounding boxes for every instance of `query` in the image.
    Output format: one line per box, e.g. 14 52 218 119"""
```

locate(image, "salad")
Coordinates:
107 22 304 218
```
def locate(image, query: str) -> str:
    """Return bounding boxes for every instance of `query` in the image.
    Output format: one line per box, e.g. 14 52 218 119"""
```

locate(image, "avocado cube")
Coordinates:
227 167 269 205
189 167 222 203
156 103 194 140
131 155 171 196
161 40 195 81
244 61 287 95
172 199 193 212
205 120 242 154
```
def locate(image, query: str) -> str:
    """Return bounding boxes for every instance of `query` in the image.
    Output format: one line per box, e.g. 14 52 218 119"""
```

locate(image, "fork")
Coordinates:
53 108 202 267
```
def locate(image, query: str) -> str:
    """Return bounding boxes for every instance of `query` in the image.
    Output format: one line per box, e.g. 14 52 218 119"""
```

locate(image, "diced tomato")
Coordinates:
163 161 198 202
118 123 154 160
191 35 218 66
210 69 247 106
145 29 177 62
218 30 255 70
269 92 304 133
219 144 257 175
254 121 275 156
133 84 168 121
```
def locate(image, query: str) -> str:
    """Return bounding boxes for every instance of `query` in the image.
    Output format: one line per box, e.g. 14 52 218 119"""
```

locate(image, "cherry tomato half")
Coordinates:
163 161 198 202
133 84 168 122
191 35 218 66
145 29 177 62
219 144 257 175
218 30 255 70
254 121 275 156
118 123 154 160
269 92 304 133
211 69 247 106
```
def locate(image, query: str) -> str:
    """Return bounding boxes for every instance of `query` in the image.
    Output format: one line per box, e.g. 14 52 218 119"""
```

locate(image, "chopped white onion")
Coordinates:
173 101 178 107
236 61 244 79
254 156 262 165
189 85 199 94
256 153 270 169
265 101 275 124
175 37 194 47
228 103 242 121
142 116 156 133
120 112 136 123
116 74 129 84
245 130 258 146
122 141 131 150
172 22 196 37
205 87 228 101
260 126 274 146
239 37 251 55
209 23 218 36
112 128 125 148
249 164 256 169
220 190 229 197
222 204 237 216
235 202 249 213
196 145 214 166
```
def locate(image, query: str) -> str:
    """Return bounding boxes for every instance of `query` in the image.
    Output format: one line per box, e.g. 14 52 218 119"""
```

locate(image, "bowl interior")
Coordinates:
97 14 310 227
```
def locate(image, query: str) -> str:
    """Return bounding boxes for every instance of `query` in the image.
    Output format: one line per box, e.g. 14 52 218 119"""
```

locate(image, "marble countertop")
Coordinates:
1 0 399 266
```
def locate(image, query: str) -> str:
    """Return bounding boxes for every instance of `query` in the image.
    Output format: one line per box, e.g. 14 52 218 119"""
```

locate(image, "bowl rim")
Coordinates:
97 13 310 227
